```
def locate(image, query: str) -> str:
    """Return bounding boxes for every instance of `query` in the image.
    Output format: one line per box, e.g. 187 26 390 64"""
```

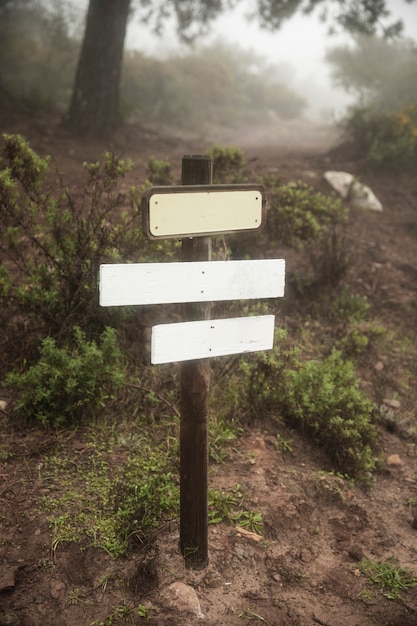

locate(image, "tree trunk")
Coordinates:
67 0 130 137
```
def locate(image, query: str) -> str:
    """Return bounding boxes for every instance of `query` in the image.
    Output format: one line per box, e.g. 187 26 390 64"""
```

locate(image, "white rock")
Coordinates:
0 400 8 411
160 582 205 619
324 171 354 199
324 171 383 211
350 179 383 211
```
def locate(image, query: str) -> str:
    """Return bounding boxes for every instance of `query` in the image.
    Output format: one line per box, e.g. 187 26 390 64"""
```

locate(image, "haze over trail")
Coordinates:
123 0 417 121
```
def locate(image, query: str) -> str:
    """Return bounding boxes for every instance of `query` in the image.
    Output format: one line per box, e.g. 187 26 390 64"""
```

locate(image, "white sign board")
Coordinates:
100 259 285 307
142 184 265 239
151 315 275 364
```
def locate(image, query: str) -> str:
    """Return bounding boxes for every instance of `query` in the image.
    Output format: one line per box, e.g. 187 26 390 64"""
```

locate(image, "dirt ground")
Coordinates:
1 115 417 626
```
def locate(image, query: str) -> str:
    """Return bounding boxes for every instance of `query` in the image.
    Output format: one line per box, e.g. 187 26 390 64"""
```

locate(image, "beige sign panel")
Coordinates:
142 184 265 239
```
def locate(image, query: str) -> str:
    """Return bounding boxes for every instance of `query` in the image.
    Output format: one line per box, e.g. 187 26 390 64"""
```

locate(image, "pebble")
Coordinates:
159 582 205 619
387 454 403 466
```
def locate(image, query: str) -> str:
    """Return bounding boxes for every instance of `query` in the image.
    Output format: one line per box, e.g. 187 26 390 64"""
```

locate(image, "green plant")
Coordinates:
89 601 152 625
146 157 173 185
331 288 370 322
0 135 142 364
262 176 346 249
235 608 271 624
6 326 125 426
247 339 377 479
341 104 417 171
275 434 293 453
208 485 263 533
358 558 417 599
39 422 179 557
206 145 246 183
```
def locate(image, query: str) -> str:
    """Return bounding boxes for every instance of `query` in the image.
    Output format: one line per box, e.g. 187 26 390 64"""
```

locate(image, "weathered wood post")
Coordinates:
180 155 212 568
99 159 286 570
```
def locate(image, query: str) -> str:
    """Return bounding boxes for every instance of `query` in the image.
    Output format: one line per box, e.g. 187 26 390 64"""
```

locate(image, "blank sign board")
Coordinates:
151 315 275 364
100 259 285 307
142 184 265 239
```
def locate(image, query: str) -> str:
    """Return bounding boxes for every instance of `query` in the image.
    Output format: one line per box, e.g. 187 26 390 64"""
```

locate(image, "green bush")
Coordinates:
146 157 173 185
263 177 346 248
246 341 377 479
0 134 178 370
6 327 126 427
206 145 247 183
342 104 417 171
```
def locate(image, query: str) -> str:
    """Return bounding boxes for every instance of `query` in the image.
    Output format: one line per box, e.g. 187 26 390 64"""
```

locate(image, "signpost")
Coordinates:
99 155 285 569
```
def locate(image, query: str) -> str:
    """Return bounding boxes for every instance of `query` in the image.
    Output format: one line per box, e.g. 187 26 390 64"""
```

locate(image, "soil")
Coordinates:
1 113 417 626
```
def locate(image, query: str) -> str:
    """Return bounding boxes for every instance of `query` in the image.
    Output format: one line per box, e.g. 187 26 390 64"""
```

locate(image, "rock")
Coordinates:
324 171 353 199
384 398 401 409
0 565 19 592
0 608 21 626
159 582 205 619
49 578 66 599
324 171 383 211
387 454 403 466
0 399 8 411
234 526 263 543
348 543 364 561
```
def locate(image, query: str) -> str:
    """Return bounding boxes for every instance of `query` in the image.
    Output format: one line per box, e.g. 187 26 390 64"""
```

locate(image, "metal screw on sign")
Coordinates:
99 155 286 570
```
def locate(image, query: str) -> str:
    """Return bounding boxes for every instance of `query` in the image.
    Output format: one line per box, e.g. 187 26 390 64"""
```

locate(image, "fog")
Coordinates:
1 0 416 147
124 0 417 121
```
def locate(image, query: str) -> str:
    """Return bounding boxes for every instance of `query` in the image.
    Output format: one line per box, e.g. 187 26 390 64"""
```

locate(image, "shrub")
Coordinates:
0 134 179 371
246 341 377 479
342 104 417 171
6 327 126 427
263 177 346 248
146 157 173 185
206 145 246 183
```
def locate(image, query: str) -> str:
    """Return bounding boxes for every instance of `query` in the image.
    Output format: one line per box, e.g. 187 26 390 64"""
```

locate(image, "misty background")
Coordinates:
1 0 416 146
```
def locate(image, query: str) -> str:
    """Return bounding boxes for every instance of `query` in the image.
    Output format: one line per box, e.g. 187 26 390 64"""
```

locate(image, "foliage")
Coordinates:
146 157 173 185
246 338 377 479
0 134 174 370
123 43 306 132
342 104 417 170
206 145 247 184
90 602 152 625
262 176 346 248
328 35 417 171
138 0 409 41
0 0 80 114
6 327 126 426
327 35 417 113
208 485 263 534
358 558 417 599
39 422 179 557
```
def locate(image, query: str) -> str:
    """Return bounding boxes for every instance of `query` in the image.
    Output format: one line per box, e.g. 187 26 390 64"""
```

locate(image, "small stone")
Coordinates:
0 400 8 411
49 579 66 599
0 566 18 592
348 544 364 561
0 608 21 626
384 398 401 409
374 361 384 371
387 454 403 466
159 582 204 619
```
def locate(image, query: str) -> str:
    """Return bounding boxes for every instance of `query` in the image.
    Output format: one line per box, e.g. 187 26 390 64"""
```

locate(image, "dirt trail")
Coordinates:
1 117 417 626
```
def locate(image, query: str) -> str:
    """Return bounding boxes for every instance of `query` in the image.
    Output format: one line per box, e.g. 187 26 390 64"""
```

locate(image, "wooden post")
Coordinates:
180 155 212 568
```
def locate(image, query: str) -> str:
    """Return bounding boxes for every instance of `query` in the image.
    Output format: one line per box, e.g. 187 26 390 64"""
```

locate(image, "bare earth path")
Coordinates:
1 117 417 626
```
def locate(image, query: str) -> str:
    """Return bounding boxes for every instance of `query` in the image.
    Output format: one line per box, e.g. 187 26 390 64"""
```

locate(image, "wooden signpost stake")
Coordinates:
99 154 286 570
179 155 212 568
